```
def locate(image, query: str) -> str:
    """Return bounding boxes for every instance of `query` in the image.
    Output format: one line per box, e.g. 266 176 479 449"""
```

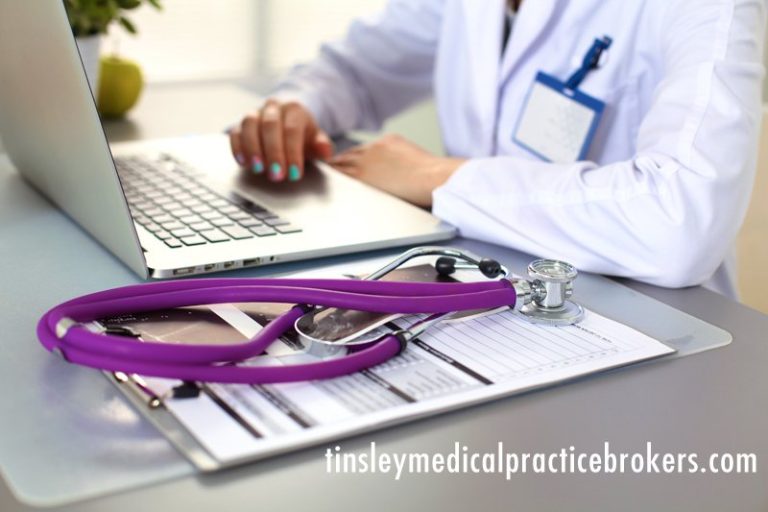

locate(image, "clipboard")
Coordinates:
99 256 731 472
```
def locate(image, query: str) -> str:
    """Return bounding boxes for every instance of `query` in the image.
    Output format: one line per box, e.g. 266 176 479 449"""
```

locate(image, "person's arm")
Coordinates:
432 0 765 288
272 0 444 136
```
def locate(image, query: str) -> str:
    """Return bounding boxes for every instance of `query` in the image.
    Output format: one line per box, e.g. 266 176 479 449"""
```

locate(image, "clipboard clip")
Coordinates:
104 324 201 408
113 372 201 409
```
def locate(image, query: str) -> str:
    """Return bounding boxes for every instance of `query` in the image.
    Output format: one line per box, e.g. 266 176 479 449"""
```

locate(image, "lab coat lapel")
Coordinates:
498 0 559 86
456 0 507 154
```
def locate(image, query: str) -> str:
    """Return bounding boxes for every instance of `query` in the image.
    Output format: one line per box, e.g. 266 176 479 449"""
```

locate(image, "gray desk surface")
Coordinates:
2 82 767 512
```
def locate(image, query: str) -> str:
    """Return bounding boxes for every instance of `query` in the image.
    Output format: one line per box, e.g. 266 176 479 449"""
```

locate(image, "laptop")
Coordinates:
0 0 455 279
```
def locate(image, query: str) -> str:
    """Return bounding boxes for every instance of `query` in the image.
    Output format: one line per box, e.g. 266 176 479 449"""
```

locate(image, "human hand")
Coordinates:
229 99 334 182
328 134 465 207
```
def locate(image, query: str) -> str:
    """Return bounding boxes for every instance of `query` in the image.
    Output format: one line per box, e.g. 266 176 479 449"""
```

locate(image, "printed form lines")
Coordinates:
419 311 628 380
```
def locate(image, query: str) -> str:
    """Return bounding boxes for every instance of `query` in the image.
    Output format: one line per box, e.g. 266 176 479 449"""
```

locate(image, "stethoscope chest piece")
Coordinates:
516 259 584 326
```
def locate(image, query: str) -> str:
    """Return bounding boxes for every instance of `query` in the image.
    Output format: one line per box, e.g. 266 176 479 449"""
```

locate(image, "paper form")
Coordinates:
104 258 675 465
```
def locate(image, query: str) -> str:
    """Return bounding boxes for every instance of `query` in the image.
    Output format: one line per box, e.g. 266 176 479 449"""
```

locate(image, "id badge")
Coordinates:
513 72 605 164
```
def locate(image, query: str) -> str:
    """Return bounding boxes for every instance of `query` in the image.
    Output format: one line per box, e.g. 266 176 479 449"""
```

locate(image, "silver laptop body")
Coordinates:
0 0 455 279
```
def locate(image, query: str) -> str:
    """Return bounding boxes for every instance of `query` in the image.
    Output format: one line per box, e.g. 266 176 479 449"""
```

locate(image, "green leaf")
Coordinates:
65 0 160 35
118 16 137 34
117 0 142 9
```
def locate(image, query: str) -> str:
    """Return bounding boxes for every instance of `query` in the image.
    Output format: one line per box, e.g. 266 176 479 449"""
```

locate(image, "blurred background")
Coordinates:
104 1 380 82
0 0 765 312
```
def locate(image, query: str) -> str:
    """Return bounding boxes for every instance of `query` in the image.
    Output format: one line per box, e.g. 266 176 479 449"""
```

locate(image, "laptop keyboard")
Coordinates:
114 154 301 249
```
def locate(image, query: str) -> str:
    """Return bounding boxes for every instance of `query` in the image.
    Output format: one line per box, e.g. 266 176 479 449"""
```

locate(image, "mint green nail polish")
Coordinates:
288 164 300 181
270 162 282 179
252 157 264 174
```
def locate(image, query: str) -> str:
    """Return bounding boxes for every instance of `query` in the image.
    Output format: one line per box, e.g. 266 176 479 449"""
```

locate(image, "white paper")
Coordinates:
134 258 674 465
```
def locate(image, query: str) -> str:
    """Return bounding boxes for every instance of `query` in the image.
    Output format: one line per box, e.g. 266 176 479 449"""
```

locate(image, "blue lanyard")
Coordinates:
565 36 612 90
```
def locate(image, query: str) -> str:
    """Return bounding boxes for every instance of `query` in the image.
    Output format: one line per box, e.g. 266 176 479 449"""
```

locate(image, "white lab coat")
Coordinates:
274 0 766 296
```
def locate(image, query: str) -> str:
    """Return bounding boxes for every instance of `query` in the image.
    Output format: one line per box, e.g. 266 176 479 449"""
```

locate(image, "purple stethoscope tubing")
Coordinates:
37 277 518 384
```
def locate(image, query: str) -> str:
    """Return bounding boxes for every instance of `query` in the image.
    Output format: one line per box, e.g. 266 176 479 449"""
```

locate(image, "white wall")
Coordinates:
104 0 261 82
260 0 387 72
107 0 388 82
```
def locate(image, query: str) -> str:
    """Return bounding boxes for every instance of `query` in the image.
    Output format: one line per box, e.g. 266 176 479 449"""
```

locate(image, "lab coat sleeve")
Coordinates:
433 0 766 288
271 0 444 136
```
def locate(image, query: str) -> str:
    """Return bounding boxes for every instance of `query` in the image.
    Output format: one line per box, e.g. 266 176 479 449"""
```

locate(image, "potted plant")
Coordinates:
64 0 161 92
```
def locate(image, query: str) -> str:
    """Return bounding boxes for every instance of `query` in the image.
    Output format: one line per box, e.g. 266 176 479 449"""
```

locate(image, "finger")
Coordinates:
228 127 246 167
259 101 287 181
240 113 265 174
329 155 362 176
311 130 335 160
336 144 366 156
282 104 308 182
328 153 355 166
329 146 364 164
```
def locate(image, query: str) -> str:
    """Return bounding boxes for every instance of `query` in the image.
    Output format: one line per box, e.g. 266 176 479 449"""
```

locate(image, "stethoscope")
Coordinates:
37 246 584 385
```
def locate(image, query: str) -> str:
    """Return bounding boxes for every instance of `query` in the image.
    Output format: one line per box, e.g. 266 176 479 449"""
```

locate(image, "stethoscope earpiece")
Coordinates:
435 256 457 276
478 258 503 278
435 256 503 279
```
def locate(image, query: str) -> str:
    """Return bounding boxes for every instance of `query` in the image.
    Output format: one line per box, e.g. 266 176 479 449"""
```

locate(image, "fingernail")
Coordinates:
235 153 246 166
270 162 283 180
288 164 301 182
252 157 264 174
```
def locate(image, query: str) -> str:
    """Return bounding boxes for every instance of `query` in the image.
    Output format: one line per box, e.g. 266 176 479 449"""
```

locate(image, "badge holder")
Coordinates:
513 36 612 163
